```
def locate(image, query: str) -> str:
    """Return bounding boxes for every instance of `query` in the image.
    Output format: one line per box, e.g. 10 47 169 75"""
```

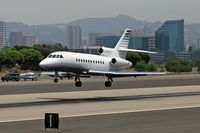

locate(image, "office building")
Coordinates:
66 25 82 49
96 35 149 50
87 33 102 46
150 52 190 63
155 19 184 52
0 20 6 49
9 32 23 46
148 36 156 50
23 35 36 46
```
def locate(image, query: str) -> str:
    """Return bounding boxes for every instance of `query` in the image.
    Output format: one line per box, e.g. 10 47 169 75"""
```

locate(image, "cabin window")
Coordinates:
56 55 59 58
52 55 56 58
60 55 63 58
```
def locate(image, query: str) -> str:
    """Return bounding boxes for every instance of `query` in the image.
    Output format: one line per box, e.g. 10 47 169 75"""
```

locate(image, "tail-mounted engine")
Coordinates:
111 58 117 65
110 57 132 69
97 47 114 57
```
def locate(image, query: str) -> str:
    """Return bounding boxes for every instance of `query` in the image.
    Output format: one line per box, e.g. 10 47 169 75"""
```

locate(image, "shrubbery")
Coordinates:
135 61 157 72
126 52 150 67
165 60 192 72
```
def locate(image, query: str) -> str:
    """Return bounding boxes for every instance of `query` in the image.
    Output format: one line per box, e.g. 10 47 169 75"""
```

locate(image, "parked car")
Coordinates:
20 72 38 81
1 73 21 82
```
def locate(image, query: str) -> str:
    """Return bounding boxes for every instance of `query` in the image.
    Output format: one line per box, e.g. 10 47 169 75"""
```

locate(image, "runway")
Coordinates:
0 74 200 132
0 74 200 95
0 107 200 133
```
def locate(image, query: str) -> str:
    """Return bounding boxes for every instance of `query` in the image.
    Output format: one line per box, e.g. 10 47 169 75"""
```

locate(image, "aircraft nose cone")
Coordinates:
39 60 48 68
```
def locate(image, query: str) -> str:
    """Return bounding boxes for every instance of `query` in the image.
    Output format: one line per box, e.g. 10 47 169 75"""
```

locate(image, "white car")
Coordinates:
20 72 38 81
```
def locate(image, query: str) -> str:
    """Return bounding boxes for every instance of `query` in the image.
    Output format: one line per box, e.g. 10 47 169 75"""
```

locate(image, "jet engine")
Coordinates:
97 47 114 56
111 58 117 65
110 58 132 69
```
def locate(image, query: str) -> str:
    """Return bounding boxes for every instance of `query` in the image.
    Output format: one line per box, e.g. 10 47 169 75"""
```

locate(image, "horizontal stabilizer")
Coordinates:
119 48 157 54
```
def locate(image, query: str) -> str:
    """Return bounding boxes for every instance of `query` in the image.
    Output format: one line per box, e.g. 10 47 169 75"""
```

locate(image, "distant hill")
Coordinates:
6 15 162 44
67 15 161 35
5 15 200 47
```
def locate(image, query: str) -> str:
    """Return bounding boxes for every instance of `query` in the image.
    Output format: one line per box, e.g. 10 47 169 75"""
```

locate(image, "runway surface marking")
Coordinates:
0 85 200 123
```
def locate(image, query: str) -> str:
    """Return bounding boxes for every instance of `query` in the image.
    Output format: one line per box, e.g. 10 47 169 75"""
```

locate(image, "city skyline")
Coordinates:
0 0 199 25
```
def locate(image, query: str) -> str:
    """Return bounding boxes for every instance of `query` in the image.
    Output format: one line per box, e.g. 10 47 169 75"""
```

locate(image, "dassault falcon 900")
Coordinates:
39 29 165 87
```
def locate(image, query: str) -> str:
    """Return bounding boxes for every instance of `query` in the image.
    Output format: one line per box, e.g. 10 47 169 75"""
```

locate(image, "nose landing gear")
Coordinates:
75 75 82 87
75 81 82 87
54 71 59 83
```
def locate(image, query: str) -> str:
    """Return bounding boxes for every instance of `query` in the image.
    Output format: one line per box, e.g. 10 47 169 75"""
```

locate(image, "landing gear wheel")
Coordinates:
75 81 82 87
54 78 59 83
105 81 112 87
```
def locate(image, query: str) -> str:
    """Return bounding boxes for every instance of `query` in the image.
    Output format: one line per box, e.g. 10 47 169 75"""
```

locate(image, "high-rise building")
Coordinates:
87 33 102 46
66 25 82 49
23 35 36 46
155 19 184 52
96 35 149 50
9 32 23 46
148 36 156 50
0 20 6 49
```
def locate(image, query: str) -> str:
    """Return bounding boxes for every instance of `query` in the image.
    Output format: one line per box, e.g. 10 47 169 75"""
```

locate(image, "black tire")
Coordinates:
78 81 82 87
75 81 82 87
54 78 59 83
105 81 112 87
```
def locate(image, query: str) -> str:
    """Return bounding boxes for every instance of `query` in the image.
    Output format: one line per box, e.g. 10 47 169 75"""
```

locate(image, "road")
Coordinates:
0 74 200 133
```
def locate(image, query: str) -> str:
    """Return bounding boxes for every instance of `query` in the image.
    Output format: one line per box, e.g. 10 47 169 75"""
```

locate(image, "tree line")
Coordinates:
0 44 68 71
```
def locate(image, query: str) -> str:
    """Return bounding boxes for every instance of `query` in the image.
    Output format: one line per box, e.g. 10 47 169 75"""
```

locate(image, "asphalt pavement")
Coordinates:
0 74 200 95
0 107 200 133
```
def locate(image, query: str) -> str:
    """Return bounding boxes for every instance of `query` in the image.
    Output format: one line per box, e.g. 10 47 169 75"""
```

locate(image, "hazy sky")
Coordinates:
0 0 198 25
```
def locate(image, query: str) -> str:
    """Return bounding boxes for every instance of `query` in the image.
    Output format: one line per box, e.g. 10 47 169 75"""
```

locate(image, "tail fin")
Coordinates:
103 29 157 59
113 29 132 59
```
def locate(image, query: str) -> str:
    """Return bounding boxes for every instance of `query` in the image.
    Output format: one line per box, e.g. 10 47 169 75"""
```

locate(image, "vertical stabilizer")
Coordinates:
114 29 132 59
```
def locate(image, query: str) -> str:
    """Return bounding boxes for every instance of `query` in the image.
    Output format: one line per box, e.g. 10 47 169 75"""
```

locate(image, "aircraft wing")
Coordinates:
88 70 166 77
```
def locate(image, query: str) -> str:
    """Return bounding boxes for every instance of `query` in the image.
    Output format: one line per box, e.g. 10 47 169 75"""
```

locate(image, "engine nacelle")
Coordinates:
97 47 114 56
111 58 117 65
110 58 132 69
97 47 104 55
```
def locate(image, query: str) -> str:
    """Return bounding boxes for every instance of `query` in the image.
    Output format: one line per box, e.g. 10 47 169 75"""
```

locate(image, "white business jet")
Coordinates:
39 29 165 87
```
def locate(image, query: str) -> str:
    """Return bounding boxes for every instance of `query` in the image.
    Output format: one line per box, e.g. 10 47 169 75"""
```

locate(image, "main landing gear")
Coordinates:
75 75 82 87
105 77 113 87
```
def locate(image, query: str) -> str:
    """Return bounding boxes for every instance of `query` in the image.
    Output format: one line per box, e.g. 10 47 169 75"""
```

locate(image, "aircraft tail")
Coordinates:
114 29 132 59
99 29 157 59
113 29 157 59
